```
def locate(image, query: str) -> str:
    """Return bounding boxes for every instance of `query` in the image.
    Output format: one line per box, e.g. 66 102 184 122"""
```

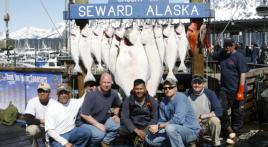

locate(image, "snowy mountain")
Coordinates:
0 22 67 40
0 0 264 40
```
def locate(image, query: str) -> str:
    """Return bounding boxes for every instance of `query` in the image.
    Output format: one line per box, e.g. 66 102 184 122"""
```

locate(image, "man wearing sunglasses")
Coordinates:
188 74 223 147
146 78 200 147
24 82 56 146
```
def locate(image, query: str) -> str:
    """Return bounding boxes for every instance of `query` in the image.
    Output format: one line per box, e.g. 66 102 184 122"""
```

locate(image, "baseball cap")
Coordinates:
192 74 205 82
38 82 51 91
223 38 235 48
57 83 71 94
84 80 97 88
163 78 177 86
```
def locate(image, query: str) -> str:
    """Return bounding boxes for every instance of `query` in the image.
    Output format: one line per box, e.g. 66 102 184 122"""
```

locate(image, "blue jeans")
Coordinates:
146 124 198 147
81 117 120 145
50 126 91 147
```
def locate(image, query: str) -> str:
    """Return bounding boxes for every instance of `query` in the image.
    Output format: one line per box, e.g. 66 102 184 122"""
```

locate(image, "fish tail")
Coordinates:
178 62 187 73
166 72 177 82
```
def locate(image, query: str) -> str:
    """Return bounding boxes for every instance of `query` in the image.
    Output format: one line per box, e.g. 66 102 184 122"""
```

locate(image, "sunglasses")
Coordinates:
192 80 203 84
163 86 176 90
37 89 49 93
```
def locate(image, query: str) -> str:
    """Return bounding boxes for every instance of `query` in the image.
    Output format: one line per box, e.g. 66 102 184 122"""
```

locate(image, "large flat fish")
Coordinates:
91 24 104 71
141 24 163 97
163 24 178 81
69 24 82 73
175 23 188 73
115 24 149 96
154 24 165 64
80 25 96 82
101 24 114 69
109 25 125 75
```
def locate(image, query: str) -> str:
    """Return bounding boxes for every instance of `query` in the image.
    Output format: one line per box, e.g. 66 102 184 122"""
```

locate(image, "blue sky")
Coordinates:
0 0 66 32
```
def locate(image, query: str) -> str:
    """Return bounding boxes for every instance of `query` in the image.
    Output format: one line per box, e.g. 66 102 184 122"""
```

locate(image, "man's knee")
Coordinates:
26 125 41 136
208 117 221 127
165 124 177 135
76 126 92 138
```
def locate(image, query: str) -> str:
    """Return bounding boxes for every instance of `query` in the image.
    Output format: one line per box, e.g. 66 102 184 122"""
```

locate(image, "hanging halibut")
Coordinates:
115 23 149 96
154 23 165 64
101 24 115 69
109 23 125 75
175 23 188 73
163 24 178 81
91 22 104 71
69 24 82 73
79 25 96 82
141 24 163 97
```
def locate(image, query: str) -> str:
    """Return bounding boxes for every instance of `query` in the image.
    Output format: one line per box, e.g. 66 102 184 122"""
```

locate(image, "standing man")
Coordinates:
45 83 91 147
24 82 56 146
79 72 121 147
146 78 200 147
209 38 248 143
188 74 223 146
119 79 158 146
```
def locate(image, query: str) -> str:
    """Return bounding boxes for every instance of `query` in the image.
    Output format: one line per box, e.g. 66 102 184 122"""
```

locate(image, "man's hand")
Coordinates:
112 115 120 124
65 142 73 147
96 123 106 132
134 128 146 141
148 125 158 134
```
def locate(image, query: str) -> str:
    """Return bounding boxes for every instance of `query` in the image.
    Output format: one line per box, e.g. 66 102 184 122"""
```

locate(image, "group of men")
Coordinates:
24 38 247 147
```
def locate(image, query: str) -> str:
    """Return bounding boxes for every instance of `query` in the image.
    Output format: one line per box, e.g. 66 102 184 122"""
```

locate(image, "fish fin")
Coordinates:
178 63 187 73
166 72 177 82
84 74 96 83
73 64 82 73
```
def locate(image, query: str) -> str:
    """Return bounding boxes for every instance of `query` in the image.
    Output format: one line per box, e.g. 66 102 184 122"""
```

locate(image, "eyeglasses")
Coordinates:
37 89 49 93
163 86 176 90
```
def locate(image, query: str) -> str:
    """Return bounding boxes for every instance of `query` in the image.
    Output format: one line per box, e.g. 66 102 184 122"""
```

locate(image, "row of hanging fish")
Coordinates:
68 19 209 97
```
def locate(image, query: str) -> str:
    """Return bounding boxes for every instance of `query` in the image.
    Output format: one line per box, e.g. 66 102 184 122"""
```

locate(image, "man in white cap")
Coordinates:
45 83 91 147
24 82 56 146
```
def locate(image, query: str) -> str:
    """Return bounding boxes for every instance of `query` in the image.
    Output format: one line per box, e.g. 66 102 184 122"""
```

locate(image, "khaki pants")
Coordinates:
26 125 44 146
200 116 221 146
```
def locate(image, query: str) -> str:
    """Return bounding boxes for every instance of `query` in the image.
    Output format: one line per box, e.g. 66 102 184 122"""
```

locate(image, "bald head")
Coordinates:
99 72 113 94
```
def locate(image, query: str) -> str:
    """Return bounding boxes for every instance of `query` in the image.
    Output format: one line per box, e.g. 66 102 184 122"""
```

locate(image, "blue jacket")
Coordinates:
159 92 200 134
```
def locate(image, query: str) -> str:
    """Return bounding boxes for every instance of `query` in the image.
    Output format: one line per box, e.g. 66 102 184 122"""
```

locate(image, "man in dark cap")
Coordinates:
209 38 248 144
188 74 223 146
146 78 200 147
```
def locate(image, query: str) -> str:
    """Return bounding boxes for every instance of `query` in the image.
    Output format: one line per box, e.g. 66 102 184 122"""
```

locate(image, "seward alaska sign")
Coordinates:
68 0 213 19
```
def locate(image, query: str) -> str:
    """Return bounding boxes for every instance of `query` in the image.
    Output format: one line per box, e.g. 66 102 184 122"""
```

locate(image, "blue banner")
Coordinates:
0 71 62 113
69 1 212 19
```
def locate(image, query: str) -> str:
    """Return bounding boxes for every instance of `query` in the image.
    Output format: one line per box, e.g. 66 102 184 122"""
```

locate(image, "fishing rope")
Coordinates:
39 0 64 39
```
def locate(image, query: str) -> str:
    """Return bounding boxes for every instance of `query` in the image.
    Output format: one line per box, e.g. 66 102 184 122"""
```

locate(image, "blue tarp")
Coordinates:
0 71 62 113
